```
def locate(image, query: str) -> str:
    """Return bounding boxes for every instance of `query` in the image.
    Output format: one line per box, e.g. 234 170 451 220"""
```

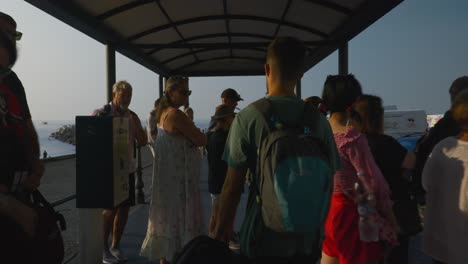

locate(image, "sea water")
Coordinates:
35 119 211 158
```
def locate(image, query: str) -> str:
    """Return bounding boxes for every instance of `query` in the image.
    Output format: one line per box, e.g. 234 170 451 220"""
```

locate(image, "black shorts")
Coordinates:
121 173 136 207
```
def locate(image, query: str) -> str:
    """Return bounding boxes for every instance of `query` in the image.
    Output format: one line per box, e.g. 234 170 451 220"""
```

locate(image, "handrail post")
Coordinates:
106 45 116 103
136 144 145 204
338 42 348 75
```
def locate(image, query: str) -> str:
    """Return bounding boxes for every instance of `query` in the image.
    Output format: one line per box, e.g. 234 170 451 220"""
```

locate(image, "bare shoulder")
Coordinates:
166 107 185 119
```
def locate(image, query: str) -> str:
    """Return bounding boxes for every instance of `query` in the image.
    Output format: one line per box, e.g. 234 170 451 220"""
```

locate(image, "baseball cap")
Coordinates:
221 88 243 101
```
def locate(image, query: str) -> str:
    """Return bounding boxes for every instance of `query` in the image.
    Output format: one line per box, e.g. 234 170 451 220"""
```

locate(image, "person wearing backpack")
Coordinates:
211 37 340 264
320 75 398 264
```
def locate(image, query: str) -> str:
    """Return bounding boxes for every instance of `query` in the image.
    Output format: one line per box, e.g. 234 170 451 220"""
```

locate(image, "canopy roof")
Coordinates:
25 0 403 77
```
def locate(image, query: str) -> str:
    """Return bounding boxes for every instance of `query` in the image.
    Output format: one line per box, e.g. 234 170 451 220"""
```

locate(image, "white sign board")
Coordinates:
384 110 427 138
112 117 129 207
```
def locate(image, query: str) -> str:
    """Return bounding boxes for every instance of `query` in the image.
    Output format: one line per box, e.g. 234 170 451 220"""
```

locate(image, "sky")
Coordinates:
2 0 468 122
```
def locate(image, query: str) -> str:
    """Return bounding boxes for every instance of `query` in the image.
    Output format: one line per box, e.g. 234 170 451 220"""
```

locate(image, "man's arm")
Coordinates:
131 113 148 146
212 166 247 243
0 193 38 238
23 119 44 191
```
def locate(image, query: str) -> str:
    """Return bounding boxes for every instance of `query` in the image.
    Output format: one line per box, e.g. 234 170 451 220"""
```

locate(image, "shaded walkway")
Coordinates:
41 148 429 264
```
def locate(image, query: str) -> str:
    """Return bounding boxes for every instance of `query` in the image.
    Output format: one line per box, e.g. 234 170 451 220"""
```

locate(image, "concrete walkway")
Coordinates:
41 148 430 264
115 149 248 264
42 147 247 264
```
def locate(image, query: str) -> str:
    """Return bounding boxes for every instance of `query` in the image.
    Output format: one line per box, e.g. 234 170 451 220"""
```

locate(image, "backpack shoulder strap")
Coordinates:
96 104 112 116
103 104 112 115
32 190 67 231
252 98 273 125
301 102 321 128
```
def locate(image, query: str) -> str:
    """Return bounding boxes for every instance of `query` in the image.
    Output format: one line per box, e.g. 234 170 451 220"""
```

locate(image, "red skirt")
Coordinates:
322 193 384 264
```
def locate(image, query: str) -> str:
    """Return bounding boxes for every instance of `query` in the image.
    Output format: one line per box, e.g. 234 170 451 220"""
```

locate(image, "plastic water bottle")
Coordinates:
357 202 379 242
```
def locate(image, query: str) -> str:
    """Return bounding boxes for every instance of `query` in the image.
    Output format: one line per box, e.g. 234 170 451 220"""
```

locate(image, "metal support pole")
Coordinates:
158 75 164 98
296 79 302 99
135 143 145 204
106 45 116 103
338 42 348 76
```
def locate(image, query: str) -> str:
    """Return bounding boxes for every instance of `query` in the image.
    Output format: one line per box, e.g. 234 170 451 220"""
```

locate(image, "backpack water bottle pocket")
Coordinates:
261 155 331 234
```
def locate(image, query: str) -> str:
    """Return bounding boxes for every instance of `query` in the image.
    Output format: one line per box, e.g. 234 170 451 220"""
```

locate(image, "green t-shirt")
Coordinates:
223 95 340 257
224 95 340 174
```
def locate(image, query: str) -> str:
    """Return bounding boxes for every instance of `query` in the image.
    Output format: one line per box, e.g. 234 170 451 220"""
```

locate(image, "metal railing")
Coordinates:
50 145 152 208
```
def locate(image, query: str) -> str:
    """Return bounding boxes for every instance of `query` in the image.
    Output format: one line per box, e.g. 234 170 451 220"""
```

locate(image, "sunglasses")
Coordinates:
15 31 22 41
1 29 22 41
179 89 192 96
167 75 188 81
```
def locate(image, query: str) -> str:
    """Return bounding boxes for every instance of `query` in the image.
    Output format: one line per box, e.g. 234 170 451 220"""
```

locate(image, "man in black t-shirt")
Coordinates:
0 12 43 193
413 76 468 202
207 88 243 130
207 104 235 236
0 12 43 264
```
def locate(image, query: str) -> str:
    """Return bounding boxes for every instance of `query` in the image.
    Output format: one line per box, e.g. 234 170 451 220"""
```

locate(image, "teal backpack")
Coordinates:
240 98 333 257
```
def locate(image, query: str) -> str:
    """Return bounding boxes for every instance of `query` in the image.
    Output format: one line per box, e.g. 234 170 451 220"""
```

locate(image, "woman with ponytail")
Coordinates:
320 75 398 264
141 76 207 263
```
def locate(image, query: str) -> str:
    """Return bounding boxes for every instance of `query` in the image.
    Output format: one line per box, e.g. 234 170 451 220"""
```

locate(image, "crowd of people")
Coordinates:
1 10 468 264
133 37 468 264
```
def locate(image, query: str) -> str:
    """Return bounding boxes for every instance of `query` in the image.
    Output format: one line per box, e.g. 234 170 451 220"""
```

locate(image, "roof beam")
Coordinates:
223 0 233 58
161 47 265 64
303 0 353 15
172 56 265 72
24 0 168 75
128 15 328 41
175 69 265 77
96 0 153 20
304 0 403 70
138 40 329 49
147 32 276 55
273 0 293 37
155 1 200 63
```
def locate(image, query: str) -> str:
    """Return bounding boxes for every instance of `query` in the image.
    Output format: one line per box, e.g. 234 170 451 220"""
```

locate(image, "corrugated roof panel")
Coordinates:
164 56 196 70
102 3 167 38
232 49 266 59
230 36 272 43
133 28 181 45
195 49 231 61
230 20 277 36
77 0 134 16
183 58 264 72
276 26 324 42
153 48 192 62
161 0 223 21
25 0 404 76
178 20 227 39
189 36 229 44
286 0 348 35
228 0 287 18
327 0 365 10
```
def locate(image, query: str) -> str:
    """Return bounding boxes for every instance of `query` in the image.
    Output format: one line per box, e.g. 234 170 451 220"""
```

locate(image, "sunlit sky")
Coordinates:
3 0 468 121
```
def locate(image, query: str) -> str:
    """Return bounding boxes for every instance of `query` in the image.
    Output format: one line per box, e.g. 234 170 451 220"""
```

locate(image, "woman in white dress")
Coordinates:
141 76 207 263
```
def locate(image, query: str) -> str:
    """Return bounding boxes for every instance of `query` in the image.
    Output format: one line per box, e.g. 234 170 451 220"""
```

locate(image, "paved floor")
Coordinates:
43 147 247 264
42 148 431 264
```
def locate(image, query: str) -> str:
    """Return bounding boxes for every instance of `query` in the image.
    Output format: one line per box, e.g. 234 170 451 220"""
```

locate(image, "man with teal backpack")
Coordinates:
212 37 340 263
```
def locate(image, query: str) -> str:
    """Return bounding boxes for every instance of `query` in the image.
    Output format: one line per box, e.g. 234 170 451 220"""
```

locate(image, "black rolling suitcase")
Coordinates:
173 235 247 264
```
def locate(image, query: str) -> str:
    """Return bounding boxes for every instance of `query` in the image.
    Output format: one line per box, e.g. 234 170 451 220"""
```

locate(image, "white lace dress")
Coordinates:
140 128 203 262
